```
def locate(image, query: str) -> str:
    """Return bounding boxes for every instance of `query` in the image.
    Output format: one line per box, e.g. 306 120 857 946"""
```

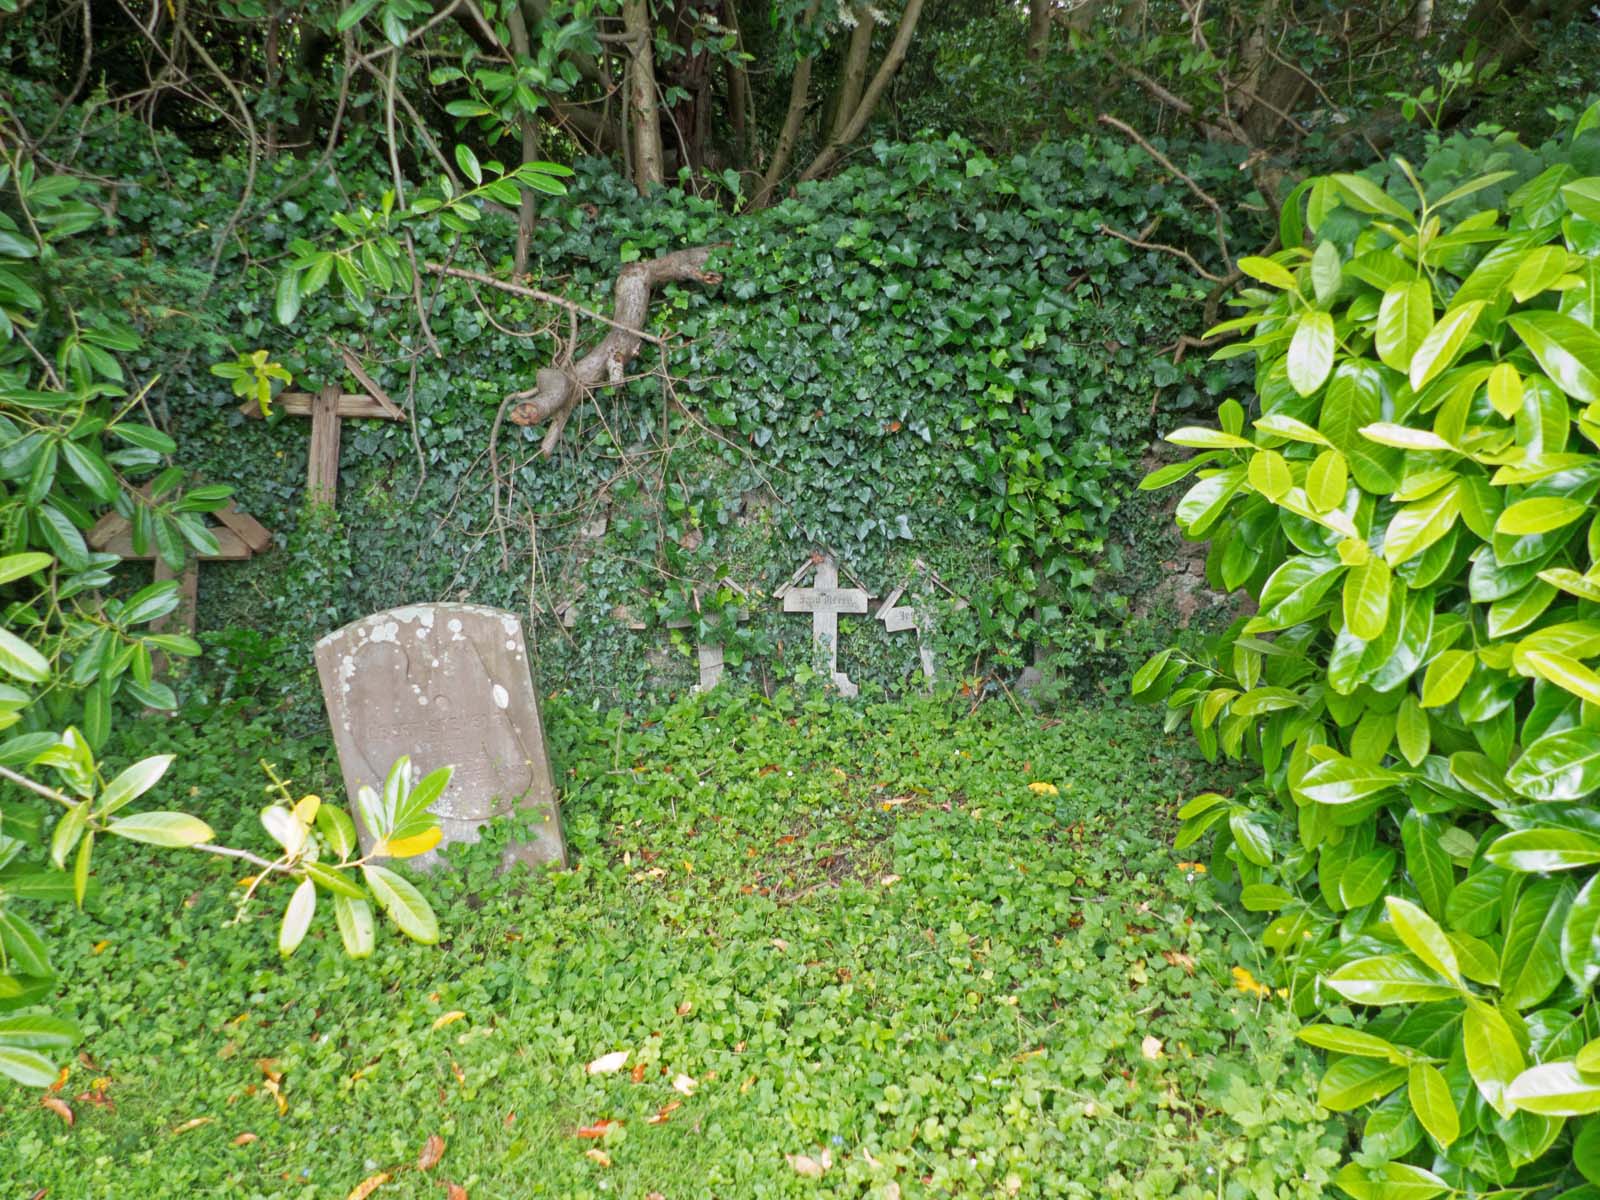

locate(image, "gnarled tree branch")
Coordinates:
464 247 721 456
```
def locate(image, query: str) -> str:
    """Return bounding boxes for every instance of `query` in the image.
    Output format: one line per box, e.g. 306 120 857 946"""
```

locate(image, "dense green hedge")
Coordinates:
68 106 1246 715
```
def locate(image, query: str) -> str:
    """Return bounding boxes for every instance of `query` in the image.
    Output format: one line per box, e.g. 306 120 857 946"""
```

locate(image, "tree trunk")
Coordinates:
623 0 665 190
1027 0 1051 60
507 2 541 277
796 0 925 185
828 7 875 144
749 0 821 209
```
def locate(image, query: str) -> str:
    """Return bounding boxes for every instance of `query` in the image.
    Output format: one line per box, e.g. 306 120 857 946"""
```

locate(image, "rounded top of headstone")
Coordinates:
315 603 524 651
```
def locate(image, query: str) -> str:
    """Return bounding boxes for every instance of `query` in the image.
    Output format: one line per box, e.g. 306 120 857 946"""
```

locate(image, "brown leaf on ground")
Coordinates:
443 1184 468 1200
630 1061 647 1084
418 1133 445 1170
232 1132 258 1146
648 1100 682 1125
576 1120 622 1138
345 1173 390 1200
40 1096 73 1126
1162 950 1197 975
584 1148 612 1167
170 1116 213 1134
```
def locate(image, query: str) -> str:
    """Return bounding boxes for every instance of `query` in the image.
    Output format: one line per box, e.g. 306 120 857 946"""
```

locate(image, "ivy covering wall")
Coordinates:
77 108 1246 718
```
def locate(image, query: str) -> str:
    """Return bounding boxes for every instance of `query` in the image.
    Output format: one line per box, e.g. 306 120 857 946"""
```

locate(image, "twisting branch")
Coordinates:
1096 112 1230 263
1098 223 1229 283
507 246 720 455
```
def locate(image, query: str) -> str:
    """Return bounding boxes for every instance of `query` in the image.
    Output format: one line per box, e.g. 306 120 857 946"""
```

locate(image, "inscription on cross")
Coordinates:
241 351 405 505
777 555 868 697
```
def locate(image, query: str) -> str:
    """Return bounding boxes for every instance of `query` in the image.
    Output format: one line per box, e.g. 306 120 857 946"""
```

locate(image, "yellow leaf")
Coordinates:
1027 781 1058 795
232 1132 258 1146
584 1148 612 1167
672 1073 698 1096
91 940 109 954
293 794 321 826
383 827 443 859
431 1011 466 1032
171 1116 213 1134
346 1172 391 1200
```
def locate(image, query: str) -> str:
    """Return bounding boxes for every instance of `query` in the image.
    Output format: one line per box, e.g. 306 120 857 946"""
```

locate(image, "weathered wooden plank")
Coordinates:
152 558 200 635
87 509 130 549
212 501 273 553
782 587 869 614
239 392 402 420
338 348 407 421
307 386 342 505
101 526 253 561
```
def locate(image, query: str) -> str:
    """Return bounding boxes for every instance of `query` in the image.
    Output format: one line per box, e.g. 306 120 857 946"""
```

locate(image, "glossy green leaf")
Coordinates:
1325 955 1459 1005
1408 1062 1458 1147
1507 1062 1600 1116
278 877 316 957
1508 311 1600 403
1289 311 1336 397
1376 280 1432 372
1409 301 1486 392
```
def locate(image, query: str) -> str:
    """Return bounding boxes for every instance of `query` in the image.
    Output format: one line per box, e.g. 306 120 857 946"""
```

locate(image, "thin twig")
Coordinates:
1099 223 1228 283
425 262 667 343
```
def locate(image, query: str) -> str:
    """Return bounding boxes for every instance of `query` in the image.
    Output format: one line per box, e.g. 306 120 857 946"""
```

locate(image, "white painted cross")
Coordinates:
876 584 937 682
778 555 869 697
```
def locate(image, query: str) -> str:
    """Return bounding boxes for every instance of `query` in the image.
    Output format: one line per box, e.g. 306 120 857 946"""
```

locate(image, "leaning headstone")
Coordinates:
314 603 566 870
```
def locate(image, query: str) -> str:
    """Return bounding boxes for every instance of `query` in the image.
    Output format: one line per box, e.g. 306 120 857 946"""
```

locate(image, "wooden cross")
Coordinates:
664 584 749 691
241 352 405 505
87 499 273 676
777 554 868 697
875 565 966 687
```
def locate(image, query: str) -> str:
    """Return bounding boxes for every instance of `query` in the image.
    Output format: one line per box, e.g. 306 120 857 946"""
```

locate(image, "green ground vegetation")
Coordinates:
2 696 1338 1198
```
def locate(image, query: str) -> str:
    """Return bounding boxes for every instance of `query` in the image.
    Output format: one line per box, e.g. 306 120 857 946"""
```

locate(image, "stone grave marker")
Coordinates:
314 603 565 870
777 555 869 697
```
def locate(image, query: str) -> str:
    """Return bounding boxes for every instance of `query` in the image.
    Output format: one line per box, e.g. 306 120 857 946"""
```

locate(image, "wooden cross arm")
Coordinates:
240 393 405 421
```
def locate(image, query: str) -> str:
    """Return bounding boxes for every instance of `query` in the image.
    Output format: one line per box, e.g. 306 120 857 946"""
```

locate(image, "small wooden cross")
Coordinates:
777 554 868 697
88 498 273 677
664 584 750 691
241 352 405 505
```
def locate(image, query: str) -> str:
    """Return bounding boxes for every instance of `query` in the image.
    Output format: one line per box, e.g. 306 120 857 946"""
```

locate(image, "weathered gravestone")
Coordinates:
314 603 566 870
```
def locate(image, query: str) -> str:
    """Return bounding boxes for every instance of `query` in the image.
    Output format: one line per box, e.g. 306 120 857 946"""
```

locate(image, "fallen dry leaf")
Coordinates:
1141 1036 1164 1061
1162 950 1197 975
740 1074 757 1094
885 1183 902 1200
672 1073 697 1097
450 1059 466 1087
444 1185 468 1200
431 1011 466 1032
879 874 901 887
648 1100 682 1125
584 1148 612 1167
48 1066 69 1093
786 1149 832 1178
232 1132 258 1146
256 1058 282 1084
171 1116 213 1134
770 938 789 953
587 1050 629 1076
575 1120 622 1139
345 1172 390 1200
418 1133 445 1170
40 1096 73 1126
630 1061 647 1084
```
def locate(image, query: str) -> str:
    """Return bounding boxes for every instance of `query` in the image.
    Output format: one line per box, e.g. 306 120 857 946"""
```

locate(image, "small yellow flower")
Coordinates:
1232 965 1273 999
1028 782 1059 795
